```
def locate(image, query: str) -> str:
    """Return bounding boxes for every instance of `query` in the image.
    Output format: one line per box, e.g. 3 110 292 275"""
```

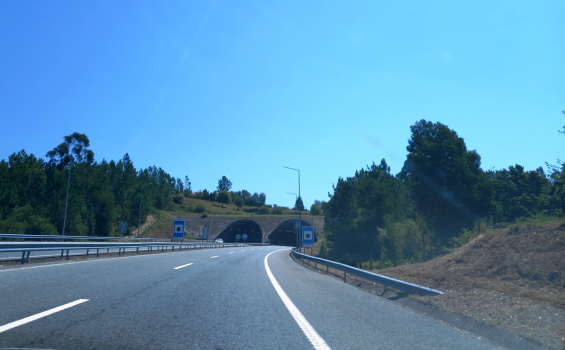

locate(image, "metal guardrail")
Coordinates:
292 248 443 296
0 234 203 242
0 242 249 265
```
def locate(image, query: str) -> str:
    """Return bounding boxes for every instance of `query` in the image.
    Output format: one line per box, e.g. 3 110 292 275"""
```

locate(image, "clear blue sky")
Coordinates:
1 0 563 208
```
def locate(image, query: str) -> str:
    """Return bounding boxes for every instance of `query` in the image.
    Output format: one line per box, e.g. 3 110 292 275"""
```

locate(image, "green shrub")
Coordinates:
271 207 284 215
193 204 206 213
310 204 322 215
234 197 244 210
257 205 270 215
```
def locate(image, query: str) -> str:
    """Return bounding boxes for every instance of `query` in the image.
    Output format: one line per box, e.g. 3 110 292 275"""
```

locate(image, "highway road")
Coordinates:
0 246 502 349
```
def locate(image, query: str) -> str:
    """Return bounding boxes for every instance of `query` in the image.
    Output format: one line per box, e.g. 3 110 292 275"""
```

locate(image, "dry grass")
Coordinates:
372 221 565 349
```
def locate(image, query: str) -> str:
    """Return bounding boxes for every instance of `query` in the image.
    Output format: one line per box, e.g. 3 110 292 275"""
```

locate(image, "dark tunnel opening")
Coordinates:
216 220 263 243
267 219 316 247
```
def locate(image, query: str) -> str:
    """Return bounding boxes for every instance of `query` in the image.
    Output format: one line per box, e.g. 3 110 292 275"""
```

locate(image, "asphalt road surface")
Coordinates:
0 246 502 349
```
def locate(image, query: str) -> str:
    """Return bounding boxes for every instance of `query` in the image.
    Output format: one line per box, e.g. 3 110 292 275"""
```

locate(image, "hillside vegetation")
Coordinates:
374 218 565 348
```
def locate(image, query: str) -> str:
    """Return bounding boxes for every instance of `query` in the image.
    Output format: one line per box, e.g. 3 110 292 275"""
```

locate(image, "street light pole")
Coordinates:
61 161 72 236
138 183 153 238
287 192 298 247
284 166 301 250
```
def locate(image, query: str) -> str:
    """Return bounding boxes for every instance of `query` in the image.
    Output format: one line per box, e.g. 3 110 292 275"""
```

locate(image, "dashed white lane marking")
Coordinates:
0 299 89 334
228 252 234 254
251 249 255 250
210 256 218 259
241 250 245 251
174 263 193 270
264 250 331 350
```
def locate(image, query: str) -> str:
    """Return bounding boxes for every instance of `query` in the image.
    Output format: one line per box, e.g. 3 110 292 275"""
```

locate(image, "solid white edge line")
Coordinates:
0 299 89 334
173 263 193 270
264 250 331 350
210 256 218 258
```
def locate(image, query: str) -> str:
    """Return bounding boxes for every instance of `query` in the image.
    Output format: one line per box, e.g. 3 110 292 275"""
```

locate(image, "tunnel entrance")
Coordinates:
216 219 263 243
267 219 315 247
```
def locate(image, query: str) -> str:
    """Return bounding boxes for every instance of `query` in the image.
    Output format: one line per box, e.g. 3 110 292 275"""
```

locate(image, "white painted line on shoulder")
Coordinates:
174 263 193 270
0 299 89 334
210 256 218 259
264 250 331 350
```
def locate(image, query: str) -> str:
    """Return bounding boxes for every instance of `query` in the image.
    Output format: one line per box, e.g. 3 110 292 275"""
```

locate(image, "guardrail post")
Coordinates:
26 250 30 263
21 251 26 264
343 271 346 282
97 249 99 257
60 250 64 259
172 246 175 251
136 247 139 254
86 249 89 257
107 248 109 254
118 248 121 256
66 250 70 260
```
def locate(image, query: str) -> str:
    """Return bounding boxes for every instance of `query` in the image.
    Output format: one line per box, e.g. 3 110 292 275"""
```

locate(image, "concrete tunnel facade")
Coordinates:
167 214 325 245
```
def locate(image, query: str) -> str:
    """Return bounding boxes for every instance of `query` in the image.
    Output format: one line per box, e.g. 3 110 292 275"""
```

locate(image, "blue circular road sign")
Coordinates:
242 233 248 240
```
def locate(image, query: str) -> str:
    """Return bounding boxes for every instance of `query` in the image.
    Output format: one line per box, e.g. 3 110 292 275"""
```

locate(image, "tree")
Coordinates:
234 197 243 210
400 120 491 246
259 193 266 206
294 196 305 211
216 190 231 207
46 132 94 168
217 176 232 192
184 176 192 196
310 204 322 215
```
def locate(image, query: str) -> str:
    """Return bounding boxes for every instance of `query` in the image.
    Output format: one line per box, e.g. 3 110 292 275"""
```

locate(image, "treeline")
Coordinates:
322 119 565 268
0 133 189 236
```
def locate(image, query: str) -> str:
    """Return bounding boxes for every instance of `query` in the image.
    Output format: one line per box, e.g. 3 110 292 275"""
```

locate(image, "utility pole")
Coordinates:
287 192 298 247
284 166 301 250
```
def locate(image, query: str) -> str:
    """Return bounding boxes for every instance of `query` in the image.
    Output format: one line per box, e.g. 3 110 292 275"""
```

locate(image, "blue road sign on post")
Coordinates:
242 233 248 242
173 220 185 241
302 226 314 248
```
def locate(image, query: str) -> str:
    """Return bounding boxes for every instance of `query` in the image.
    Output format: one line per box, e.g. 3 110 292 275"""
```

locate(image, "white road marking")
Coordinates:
210 256 218 259
264 250 331 350
228 252 234 254
174 263 193 270
251 249 255 250
241 250 245 251
0 299 89 334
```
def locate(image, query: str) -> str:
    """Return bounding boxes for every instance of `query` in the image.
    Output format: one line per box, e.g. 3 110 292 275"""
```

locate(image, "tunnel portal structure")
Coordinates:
167 214 325 245
267 219 318 246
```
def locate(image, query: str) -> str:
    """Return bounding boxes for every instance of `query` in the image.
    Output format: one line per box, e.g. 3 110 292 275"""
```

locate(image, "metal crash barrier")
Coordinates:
291 248 442 296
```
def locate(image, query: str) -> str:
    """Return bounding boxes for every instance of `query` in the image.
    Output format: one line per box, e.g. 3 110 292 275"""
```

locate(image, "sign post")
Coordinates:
173 220 185 241
302 226 314 248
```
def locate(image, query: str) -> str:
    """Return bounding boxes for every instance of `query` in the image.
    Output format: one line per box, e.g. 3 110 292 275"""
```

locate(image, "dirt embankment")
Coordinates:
375 221 565 349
